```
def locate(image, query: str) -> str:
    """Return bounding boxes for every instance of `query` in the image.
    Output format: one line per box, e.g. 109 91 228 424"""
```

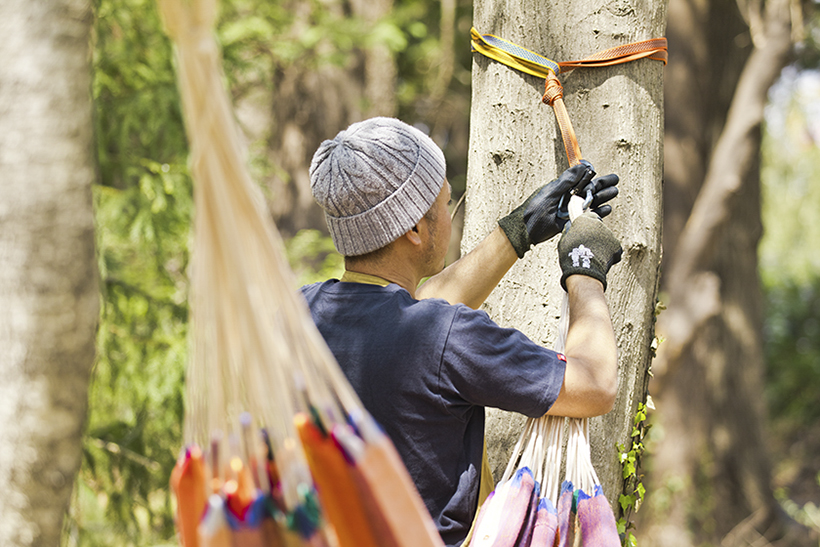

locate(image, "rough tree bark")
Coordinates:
464 0 666 509
643 0 817 544
0 0 99 545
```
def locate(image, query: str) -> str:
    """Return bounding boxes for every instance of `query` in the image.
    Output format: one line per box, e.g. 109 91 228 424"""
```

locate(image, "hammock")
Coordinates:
157 1 443 546
466 197 620 547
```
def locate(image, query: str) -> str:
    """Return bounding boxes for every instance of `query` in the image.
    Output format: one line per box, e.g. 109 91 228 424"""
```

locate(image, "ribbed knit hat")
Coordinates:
309 117 446 256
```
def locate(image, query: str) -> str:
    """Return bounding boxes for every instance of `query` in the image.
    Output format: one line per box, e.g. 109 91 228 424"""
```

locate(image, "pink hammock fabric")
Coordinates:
576 486 620 547
557 481 620 547
530 498 559 547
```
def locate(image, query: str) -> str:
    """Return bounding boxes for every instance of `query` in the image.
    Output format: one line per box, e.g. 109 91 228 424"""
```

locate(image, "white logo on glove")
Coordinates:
569 245 594 268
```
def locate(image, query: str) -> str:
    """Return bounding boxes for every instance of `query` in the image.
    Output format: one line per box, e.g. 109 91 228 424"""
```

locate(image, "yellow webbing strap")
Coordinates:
470 28 560 80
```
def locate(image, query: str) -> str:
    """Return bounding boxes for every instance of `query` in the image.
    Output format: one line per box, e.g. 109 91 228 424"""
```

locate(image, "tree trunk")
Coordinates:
465 0 666 510
0 1 99 545
643 0 816 544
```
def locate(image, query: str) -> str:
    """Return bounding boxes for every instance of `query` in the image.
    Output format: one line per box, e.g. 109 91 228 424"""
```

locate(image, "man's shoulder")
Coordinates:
300 279 417 313
299 279 334 298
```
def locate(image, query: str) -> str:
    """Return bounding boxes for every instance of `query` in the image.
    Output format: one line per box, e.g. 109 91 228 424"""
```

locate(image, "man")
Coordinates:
301 117 622 546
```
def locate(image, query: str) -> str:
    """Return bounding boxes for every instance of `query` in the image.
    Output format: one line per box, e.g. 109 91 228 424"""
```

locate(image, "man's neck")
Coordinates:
340 270 390 286
344 258 422 299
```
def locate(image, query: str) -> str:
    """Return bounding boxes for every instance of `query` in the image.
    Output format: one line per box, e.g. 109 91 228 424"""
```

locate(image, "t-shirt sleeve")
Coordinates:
438 305 566 418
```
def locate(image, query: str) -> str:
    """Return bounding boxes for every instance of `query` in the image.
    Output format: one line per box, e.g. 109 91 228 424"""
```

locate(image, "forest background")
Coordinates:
52 0 820 544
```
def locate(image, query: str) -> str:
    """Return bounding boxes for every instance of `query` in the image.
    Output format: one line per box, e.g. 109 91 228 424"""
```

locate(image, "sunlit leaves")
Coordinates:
285 229 344 287
71 0 192 544
760 68 820 429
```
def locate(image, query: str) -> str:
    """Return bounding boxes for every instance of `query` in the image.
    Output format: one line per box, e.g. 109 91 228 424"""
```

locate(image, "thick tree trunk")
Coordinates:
0 0 99 545
643 0 816 544
465 0 666 510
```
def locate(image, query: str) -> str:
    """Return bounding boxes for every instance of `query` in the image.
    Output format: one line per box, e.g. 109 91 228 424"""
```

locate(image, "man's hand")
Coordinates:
580 172 619 219
498 163 619 258
558 212 622 290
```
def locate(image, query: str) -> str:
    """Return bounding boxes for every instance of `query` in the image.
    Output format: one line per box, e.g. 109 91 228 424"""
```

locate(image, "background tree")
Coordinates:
0 0 99 545
464 0 666 527
643 0 818 544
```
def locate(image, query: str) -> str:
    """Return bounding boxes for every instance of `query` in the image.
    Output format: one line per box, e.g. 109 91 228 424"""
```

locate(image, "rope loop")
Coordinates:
541 73 564 106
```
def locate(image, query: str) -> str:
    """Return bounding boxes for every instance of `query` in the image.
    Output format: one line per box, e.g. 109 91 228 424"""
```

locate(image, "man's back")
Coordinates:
301 279 565 546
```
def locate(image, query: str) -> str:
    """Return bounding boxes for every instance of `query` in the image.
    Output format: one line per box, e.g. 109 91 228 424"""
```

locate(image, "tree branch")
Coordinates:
654 0 793 388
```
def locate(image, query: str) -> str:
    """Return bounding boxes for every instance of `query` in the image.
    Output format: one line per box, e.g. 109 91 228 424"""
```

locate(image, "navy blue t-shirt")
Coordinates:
300 280 566 547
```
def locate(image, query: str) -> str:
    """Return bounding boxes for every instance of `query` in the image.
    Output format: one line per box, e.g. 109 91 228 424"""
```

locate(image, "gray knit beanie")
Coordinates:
309 117 446 256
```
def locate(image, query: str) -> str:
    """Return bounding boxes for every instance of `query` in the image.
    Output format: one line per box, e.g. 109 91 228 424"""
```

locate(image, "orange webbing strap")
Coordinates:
542 73 582 167
471 28 667 166
557 38 668 72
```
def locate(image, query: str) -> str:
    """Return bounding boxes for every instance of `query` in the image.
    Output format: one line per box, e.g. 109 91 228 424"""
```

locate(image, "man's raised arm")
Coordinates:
546 212 623 418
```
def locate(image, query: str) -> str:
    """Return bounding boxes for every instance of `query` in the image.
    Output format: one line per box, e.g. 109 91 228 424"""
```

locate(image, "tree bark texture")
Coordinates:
642 0 815 544
0 1 99 545
465 0 666 510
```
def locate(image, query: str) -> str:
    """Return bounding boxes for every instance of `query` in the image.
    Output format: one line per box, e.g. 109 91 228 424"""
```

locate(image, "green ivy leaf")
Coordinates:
619 493 635 511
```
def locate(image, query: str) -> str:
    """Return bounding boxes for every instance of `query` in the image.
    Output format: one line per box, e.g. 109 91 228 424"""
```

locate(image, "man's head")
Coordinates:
309 117 447 257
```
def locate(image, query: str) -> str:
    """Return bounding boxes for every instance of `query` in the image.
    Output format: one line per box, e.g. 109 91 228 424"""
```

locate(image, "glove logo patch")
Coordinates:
569 245 594 268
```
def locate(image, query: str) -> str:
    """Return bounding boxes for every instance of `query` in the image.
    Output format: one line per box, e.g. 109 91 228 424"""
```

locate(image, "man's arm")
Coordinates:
546 212 623 417
416 226 517 310
546 275 618 417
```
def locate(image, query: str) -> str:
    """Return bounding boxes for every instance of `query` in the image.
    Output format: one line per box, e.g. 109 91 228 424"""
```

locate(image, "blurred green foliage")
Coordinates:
760 67 820 430
68 0 191 544
286 229 344 286
764 280 820 426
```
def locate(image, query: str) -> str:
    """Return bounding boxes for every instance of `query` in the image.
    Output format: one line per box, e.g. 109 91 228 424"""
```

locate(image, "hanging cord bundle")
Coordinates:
466 29 666 546
158 1 444 546
467 197 619 547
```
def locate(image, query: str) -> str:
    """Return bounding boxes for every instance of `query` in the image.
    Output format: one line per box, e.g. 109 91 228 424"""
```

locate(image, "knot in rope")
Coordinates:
541 73 564 106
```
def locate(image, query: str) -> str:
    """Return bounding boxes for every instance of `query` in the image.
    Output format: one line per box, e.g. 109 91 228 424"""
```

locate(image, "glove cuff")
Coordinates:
560 264 608 292
498 214 531 259
557 213 622 291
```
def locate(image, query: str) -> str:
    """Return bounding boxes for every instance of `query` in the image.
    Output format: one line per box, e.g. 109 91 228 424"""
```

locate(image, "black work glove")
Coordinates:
558 212 623 291
498 162 619 258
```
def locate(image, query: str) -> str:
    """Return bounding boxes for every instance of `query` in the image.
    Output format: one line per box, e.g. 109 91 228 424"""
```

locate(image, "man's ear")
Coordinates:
405 224 422 246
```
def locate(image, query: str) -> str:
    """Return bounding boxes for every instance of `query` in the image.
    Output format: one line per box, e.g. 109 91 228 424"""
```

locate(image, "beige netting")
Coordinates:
158 0 361 497
158 2 444 547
